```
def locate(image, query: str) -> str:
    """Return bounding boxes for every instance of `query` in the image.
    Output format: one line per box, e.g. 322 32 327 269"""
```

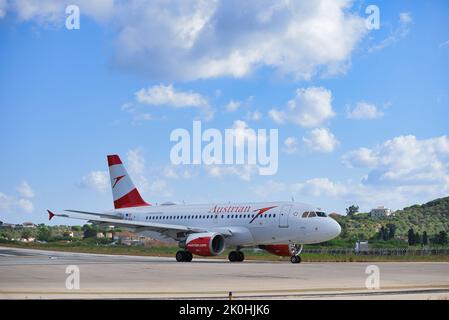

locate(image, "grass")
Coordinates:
2 241 449 262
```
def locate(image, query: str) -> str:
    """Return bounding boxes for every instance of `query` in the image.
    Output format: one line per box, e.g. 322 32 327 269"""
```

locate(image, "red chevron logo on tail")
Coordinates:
112 175 125 189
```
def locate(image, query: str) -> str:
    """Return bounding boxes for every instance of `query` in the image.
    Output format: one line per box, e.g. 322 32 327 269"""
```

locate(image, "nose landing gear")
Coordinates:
290 244 303 264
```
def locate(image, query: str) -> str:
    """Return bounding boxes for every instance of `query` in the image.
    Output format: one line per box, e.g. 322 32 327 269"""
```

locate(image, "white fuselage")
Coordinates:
105 201 341 247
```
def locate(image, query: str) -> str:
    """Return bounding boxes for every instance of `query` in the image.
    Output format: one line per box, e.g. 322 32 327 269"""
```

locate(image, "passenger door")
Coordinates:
279 205 292 228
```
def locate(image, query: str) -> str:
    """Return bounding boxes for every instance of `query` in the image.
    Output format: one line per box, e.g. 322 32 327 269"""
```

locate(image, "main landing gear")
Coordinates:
228 250 245 262
176 250 193 262
290 244 303 264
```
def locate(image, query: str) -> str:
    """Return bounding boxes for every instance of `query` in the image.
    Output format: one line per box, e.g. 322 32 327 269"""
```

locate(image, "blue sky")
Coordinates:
0 0 448 224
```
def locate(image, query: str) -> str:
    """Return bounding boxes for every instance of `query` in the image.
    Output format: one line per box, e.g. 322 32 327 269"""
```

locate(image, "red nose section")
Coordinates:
47 210 55 221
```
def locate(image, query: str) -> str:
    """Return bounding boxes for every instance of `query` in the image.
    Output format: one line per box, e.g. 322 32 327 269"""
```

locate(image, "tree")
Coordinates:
346 205 359 217
379 226 389 241
388 224 396 240
436 231 448 245
82 224 99 238
414 232 421 246
422 231 428 246
408 228 415 246
37 226 51 242
21 228 33 240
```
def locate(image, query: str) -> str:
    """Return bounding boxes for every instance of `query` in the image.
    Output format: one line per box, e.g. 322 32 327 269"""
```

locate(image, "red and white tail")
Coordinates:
107 154 150 209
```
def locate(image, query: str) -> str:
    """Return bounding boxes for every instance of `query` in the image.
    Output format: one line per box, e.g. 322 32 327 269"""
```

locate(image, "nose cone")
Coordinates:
332 219 342 238
325 218 341 240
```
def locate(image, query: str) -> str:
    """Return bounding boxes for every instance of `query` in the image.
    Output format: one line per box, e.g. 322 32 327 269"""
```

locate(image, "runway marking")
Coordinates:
1 285 449 298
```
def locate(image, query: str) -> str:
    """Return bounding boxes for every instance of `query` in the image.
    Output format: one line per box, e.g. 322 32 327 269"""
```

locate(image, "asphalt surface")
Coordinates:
1 246 448 299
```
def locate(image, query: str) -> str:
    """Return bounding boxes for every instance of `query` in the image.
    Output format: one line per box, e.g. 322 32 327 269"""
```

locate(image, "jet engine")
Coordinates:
185 232 225 256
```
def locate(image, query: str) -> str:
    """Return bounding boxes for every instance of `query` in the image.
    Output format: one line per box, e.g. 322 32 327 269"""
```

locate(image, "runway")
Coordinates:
1 246 449 299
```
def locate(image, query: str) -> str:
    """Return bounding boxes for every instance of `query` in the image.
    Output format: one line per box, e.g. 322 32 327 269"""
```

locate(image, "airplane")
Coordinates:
47 154 341 264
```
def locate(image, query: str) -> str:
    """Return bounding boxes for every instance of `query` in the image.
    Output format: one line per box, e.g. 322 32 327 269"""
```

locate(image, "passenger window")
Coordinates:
308 212 317 218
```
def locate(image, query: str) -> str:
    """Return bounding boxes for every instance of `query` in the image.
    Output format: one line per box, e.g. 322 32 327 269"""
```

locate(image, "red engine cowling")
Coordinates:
259 244 292 257
185 232 225 256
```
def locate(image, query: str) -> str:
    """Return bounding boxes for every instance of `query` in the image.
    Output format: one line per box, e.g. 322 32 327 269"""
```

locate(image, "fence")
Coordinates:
302 248 449 256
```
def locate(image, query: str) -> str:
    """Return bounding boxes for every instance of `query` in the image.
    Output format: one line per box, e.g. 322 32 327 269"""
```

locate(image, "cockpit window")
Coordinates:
302 212 309 218
316 211 327 217
308 212 317 218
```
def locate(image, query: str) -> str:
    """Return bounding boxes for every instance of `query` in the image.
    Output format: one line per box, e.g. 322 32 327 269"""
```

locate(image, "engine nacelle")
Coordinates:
259 244 292 257
186 232 225 256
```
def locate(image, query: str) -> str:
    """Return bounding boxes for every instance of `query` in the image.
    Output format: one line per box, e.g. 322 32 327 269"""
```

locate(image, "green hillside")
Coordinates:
334 196 449 243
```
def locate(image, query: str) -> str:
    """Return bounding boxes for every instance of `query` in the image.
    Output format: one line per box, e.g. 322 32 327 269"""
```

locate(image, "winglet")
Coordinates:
47 210 55 221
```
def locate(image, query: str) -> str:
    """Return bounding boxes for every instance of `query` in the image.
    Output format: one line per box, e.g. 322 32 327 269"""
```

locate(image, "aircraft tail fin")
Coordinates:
107 154 150 209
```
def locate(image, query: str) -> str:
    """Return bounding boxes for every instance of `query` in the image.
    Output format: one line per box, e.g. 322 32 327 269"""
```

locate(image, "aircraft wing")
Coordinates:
47 210 214 237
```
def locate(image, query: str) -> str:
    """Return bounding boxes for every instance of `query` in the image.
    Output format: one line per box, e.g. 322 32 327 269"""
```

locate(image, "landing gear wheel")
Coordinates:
237 251 245 262
290 255 301 264
228 251 239 262
229 250 244 262
176 250 193 262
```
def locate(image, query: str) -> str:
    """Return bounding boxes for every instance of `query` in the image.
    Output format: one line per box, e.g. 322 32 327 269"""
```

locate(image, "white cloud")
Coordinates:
288 87 335 128
80 171 109 192
303 128 339 153
147 180 173 197
16 181 34 198
231 120 266 148
439 40 449 49
369 12 412 53
163 165 195 180
399 12 412 24
283 137 299 154
127 148 145 175
342 135 449 186
270 87 335 128
0 181 35 214
292 178 346 197
206 165 257 182
8 0 368 81
225 100 241 112
249 135 449 212
0 191 34 214
124 148 173 197
346 101 384 119
268 109 285 124
136 84 208 108
133 84 213 120
342 147 378 168
0 0 7 18
11 0 115 24
246 110 262 121
253 180 286 197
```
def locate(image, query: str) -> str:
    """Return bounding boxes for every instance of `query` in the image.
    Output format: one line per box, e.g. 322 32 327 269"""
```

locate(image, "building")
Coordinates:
22 222 37 228
369 206 393 218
